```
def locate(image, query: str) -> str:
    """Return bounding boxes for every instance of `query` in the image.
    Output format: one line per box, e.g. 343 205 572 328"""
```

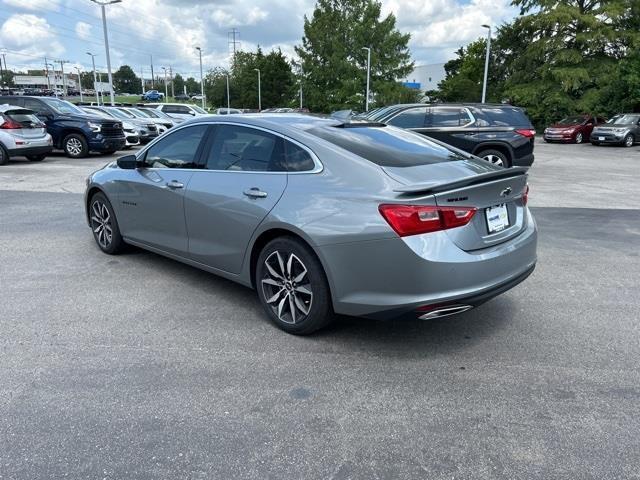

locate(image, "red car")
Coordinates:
543 115 607 144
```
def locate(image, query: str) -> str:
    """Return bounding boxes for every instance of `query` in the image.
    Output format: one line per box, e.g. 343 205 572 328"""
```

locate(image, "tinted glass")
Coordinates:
42 98 84 115
5 111 42 127
22 98 46 113
387 107 427 128
144 125 208 168
307 125 466 167
205 125 285 172
480 107 532 127
558 115 586 125
611 114 640 125
430 108 470 127
285 141 315 172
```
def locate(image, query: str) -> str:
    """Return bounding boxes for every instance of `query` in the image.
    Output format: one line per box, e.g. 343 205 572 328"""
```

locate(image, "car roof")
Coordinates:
179 113 341 133
0 103 33 113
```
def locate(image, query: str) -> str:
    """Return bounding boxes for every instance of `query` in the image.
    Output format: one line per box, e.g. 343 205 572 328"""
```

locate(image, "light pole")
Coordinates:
225 73 230 111
195 46 205 109
481 24 491 104
75 67 83 102
254 68 261 111
362 46 371 112
91 0 121 106
86 52 99 105
161 67 168 101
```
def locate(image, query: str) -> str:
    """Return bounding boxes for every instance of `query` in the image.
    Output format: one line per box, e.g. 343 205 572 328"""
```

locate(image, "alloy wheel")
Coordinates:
625 134 634 147
67 138 83 156
90 200 113 249
261 251 313 324
575 133 583 144
483 154 504 167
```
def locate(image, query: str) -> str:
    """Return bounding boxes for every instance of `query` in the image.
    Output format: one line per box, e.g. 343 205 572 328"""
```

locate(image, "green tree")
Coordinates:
112 65 140 94
185 77 200 95
173 73 185 95
296 0 414 112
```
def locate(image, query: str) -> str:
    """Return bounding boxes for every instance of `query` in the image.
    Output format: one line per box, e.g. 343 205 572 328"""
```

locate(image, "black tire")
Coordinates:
255 236 334 335
26 154 46 162
623 133 634 147
0 144 9 165
477 149 510 168
88 192 125 255
574 132 583 144
63 133 89 158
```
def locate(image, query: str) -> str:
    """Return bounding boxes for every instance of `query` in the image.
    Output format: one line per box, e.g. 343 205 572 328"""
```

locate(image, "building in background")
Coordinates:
400 63 446 95
13 71 77 90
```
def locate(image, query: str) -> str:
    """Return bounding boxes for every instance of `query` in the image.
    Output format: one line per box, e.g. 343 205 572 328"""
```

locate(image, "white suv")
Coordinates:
147 103 208 120
0 104 53 165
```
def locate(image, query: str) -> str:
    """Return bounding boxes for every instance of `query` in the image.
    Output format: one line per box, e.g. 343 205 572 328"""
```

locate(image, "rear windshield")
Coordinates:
5 110 42 127
480 107 532 127
307 125 466 167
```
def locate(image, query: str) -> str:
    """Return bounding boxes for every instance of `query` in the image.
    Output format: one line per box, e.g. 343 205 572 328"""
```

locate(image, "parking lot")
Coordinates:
1 140 639 478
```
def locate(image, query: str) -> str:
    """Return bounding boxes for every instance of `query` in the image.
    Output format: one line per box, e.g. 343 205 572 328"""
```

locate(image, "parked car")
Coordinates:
174 93 191 101
80 107 140 149
190 94 205 101
365 103 536 168
141 90 164 101
0 104 53 165
213 108 243 115
543 115 606 144
89 106 158 144
130 106 177 131
0 96 125 157
147 102 208 120
84 114 537 334
590 114 640 147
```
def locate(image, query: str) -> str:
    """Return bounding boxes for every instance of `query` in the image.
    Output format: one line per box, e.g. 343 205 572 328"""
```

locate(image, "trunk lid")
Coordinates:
4 109 48 140
383 159 529 251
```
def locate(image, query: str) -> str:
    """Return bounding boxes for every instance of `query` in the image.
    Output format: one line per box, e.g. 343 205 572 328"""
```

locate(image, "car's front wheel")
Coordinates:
89 192 125 254
575 132 583 144
477 149 510 168
63 133 89 158
256 237 333 335
623 133 634 147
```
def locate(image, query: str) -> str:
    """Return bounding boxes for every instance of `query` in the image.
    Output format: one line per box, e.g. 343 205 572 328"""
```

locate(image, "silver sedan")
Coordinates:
84 114 537 334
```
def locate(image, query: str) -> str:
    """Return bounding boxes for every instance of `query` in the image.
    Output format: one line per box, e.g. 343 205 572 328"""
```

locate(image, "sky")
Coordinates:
0 0 519 80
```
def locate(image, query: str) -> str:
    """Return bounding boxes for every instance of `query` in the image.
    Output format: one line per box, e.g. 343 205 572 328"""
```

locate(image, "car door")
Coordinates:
115 124 209 256
184 123 287 274
422 106 478 151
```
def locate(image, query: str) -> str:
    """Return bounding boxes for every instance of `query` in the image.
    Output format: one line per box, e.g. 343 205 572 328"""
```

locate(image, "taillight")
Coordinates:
515 128 536 138
0 117 22 129
379 204 477 237
522 184 529 206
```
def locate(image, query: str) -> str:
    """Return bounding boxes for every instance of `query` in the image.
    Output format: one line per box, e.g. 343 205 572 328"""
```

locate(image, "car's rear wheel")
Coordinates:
623 133 634 147
63 133 89 158
0 144 9 165
26 154 46 162
477 149 510 168
256 237 333 335
575 132 583 144
89 192 125 254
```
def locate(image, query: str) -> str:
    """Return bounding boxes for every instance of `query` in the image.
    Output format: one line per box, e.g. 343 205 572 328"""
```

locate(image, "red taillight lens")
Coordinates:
522 184 529 206
379 204 477 237
0 117 22 129
515 128 536 138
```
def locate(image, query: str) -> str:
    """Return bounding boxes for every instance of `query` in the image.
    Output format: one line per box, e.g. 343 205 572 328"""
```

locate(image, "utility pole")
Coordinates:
225 73 230 110
161 67 168 102
150 54 155 88
56 60 70 96
481 24 491 104
195 46 205 109
254 68 261 111
228 28 240 60
169 66 174 98
140 66 145 93
44 57 51 89
75 67 83 102
0 53 6 87
91 0 121 106
86 52 99 105
362 46 371 112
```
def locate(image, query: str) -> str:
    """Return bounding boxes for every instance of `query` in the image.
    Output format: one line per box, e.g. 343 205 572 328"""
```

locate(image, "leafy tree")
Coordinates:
0 69 15 88
185 77 200 95
173 73 185 95
112 65 140 94
296 0 414 112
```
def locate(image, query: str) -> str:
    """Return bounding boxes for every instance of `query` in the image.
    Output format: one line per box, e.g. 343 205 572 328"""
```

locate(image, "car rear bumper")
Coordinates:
512 152 534 167
317 208 537 319
7 145 53 157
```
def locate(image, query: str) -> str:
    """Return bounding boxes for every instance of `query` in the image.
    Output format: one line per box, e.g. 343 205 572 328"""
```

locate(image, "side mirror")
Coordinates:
117 154 139 169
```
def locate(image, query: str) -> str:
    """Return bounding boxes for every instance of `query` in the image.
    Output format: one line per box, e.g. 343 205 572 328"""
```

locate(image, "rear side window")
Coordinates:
307 125 466 167
429 107 472 127
387 107 427 128
480 107 532 127
284 141 316 172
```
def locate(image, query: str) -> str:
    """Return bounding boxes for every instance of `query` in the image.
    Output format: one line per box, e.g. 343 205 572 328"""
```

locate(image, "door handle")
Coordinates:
166 180 184 189
243 188 268 199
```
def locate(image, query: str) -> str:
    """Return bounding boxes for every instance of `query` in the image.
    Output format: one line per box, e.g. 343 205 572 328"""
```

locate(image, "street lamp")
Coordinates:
195 46 205 109
362 46 371 112
254 68 261 111
161 67 168 101
86 52 99 105
90 0 121 106
75 66 83 102
481 24 491 104
225 73 230 111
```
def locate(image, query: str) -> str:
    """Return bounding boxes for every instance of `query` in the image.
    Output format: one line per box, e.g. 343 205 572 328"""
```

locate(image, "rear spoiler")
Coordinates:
393 167 529 195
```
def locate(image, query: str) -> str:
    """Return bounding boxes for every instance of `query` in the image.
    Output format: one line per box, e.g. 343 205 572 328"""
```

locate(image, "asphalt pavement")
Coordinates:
1 141 639 479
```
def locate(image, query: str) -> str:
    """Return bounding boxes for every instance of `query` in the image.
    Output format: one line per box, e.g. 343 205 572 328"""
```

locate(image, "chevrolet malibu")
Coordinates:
84 115 537 334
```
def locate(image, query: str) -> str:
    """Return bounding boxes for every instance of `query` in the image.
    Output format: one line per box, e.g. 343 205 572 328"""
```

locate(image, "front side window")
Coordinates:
205 125 285 172
143 125 208 168
387 107 427 129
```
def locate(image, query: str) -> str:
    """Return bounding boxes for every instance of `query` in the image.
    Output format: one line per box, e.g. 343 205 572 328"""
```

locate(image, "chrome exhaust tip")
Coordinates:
418 304 473 320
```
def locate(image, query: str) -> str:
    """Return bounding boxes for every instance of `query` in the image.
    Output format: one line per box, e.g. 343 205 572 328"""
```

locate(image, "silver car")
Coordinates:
0 104 53 165
84 114 537 334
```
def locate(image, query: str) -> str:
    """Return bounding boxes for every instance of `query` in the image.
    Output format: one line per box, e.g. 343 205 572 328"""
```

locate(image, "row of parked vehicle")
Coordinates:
543 113 640 147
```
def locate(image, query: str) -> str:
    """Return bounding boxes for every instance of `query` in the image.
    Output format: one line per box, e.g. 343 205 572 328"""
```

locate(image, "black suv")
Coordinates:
364 103 536 168
0 96 126 158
